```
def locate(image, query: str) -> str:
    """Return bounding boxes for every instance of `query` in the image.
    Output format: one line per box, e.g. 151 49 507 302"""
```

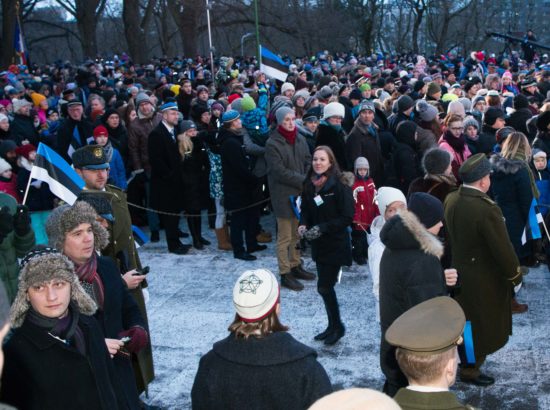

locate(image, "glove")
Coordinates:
13 205 31 236
118 326 148 354
0 207 14 240
304 225 322 241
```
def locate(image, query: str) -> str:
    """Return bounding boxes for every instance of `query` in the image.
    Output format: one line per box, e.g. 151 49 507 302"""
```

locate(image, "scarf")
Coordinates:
354 117 377 137
27 303 86 354
102 140 114 162
277 125 297 145
311 173 328 193
75 252 105 309
442 129 466 154
321 119 342 133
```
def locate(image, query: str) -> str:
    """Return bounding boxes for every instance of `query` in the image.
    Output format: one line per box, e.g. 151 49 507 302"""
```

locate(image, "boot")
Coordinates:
315 292 333 341
256 230 272 243
194 216 211 245
511 297 528 314
215 226 232 251
281 273 304 291
351 231 367 265
188 217 204 250
320 288 345 345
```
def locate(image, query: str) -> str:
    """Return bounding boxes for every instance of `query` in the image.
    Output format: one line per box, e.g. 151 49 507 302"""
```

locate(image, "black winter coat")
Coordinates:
300 173 355 267
392 141 420 194
379 210 446 394
315 123 349 171
477 125 497 155
191 332 332 410
338 96 355 133
148 121 184 212
532 131 550 157
345 119 385 187
1 313 122 410
56 117 94 163
506 108 532 136
219 128 259 210
16 166 55 211
10 114 40 146
489 155 533 259
179 137 210 211
94 256 145 410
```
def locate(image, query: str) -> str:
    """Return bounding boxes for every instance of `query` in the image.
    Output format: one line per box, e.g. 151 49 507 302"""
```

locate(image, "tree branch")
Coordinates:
28 33 69 46
55 0 77 16
25 19 81 42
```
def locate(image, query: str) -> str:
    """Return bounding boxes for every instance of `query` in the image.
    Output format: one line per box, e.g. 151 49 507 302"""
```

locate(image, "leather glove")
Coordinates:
0 207 14 240
304 225 322 241
13 205 31 236
118 326 148 354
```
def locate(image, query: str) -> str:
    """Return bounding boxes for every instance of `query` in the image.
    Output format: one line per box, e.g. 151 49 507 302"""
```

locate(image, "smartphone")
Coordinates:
132 266 150 276
120 336 131 344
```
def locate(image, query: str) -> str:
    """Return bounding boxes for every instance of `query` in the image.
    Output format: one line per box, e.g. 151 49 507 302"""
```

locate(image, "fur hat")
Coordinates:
233 269 279 322
322 102 345 119
416 100 438 122
0 158 12 174
45 201 109 252
422 148 452 176
10 247 97 328
375 187 407 216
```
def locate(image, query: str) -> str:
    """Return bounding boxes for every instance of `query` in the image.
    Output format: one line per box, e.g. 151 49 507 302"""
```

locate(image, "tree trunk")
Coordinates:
123 0 148 63
168 0 200 57
1 0 18 67
75 0 99 58
412 9 424 54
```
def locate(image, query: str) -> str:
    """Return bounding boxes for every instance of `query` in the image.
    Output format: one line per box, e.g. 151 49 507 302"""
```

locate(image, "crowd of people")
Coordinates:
0 45 547 408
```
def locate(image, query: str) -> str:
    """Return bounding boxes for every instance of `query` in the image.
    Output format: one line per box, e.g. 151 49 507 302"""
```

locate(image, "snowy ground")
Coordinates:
139 215 550 410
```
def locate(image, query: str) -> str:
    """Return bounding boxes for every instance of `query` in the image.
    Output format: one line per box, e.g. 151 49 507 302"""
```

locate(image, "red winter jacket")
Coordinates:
352 177 378 230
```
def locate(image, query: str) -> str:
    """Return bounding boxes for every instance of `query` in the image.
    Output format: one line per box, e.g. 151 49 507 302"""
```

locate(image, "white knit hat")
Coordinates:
233 269 279 323
375 187 407 216
281 82 295 94
0 158 12 174
0 114 8 123
12 98 31 113
322 102 345 119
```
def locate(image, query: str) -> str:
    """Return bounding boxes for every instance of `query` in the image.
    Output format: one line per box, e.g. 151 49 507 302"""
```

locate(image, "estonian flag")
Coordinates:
260 46 289 82
521 198 544 245
13 17 27 66
31 143 84 205
132 225 149 248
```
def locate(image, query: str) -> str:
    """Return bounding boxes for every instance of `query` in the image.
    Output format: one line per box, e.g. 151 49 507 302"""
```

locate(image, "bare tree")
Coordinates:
426 0 472 55
405 0 428 54
123 0 157 63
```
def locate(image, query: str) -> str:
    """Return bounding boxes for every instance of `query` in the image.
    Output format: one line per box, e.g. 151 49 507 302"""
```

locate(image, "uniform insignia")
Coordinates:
94 147 103 158
239 274 263 294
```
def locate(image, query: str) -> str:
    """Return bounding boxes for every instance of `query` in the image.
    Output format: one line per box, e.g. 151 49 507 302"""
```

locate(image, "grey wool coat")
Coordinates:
265 129 311 218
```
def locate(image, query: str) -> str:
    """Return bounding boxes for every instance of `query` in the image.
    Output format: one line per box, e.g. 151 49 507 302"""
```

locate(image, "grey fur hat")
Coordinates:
46 201 109 252
10 247 97 328
422 148 452 176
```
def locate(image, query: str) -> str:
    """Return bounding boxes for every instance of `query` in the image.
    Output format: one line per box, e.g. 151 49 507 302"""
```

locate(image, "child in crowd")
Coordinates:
351 157 378 265
0 158 20 202
92 125 127 190
367 186 407 320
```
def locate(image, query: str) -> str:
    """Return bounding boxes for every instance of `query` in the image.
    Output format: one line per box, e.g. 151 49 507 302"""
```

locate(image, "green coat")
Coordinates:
444 186 522 358
394 388 476 410
103 185 155 393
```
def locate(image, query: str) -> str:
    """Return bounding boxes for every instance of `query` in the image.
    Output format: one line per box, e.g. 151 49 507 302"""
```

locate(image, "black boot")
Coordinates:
351 231 367 265
314 292 333 341
195 215 211 245
188 217 204 250
320 287 345 345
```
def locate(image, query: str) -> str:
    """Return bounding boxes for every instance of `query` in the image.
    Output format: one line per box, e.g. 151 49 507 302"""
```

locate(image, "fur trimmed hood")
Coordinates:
340 171 355 187
10 251 97 328
45 201 110 253
490 154 527 175
380 209 444 258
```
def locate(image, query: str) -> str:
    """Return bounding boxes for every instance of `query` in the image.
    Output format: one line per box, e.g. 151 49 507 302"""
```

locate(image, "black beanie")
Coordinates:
408 192 444 229
537 111 550 132
397 95 414 112
413 79 425 92
483 107 505 126
349 88 362 101
513 94 529 110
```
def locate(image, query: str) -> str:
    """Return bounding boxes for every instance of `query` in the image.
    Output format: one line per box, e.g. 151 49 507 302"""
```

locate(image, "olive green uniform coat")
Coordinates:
394 388 476 410
104 184 155 393
444 186 522 358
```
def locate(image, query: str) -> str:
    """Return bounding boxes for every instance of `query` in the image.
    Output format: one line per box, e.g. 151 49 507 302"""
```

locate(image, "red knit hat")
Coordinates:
15 144 37 160
93 125 108 140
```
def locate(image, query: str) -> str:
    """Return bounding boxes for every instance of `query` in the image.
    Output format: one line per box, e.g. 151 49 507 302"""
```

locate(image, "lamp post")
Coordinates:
241 32 253 57
254 0 261 64
205 0 215 75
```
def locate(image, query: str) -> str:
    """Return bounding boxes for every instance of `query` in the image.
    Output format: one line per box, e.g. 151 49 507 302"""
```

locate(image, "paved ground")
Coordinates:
139 216 550 410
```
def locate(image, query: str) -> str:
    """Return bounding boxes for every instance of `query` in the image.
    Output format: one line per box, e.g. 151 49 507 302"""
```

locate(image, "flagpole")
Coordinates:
22 175 33 205
254 0 261 65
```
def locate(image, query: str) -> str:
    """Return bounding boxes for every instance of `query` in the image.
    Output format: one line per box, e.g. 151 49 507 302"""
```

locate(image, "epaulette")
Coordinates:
481 196 496 205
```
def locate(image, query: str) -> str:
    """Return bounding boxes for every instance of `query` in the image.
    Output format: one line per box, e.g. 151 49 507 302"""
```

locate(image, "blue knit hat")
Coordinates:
159 101 178 112
222 110 240 124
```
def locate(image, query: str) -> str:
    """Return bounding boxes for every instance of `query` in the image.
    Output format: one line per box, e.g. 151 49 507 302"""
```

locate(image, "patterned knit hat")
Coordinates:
45 201 109 253
10 247 97 328
233 269 280 323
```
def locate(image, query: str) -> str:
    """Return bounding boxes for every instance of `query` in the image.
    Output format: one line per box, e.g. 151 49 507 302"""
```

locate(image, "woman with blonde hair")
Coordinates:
177 120 211 249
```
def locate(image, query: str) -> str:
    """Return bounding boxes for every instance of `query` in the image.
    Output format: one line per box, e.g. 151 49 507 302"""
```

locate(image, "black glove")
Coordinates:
304 225 322 241
0 207 14 240
13 205 31 236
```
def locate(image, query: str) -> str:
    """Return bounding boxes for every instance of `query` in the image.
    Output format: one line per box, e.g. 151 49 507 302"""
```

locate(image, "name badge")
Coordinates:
314 195 324 206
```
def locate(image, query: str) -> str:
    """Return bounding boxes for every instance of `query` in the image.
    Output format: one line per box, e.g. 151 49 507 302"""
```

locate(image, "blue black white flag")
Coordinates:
260 46 289 82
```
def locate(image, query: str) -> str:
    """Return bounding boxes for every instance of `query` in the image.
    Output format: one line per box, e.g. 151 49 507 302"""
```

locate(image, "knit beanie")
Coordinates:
241 95 256 112
375 187 407 216
10 247 97 328
513 94 529 110
135 92 151 107
349 88 362 101
179 120 197 134
292 89 309 104
12 98 31 113
0 139 17 158
281 82 295 95
93 125 108 140
422 148 452 176
426 82 441 97
463 116 480 131
537 111 550 132
276 106 295 124
354 156 369 174
472 95 486 108
233 269 279 323
15 143 37 161
533 148 547 159
317 85 334 100
359 83 371 92
408 192 444 229
416 100 438 122
447 100 465 118
413 79 426 92
45 201 109 253
0 158 12 174
483 107 505 126
322 102 345 119
358 100 375 113
230 98 244 114
0 114 8 123
222 109 240 124
211 102 225 114
458 97 472 113
396 95 414 112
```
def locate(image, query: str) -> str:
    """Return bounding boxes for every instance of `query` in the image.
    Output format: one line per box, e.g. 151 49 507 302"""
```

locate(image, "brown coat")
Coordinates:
444 186 522 357
127 112 162 171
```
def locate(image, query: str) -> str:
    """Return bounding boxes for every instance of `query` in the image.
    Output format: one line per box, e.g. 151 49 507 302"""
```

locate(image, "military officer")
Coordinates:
387 296 477 410
444 153 523 386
